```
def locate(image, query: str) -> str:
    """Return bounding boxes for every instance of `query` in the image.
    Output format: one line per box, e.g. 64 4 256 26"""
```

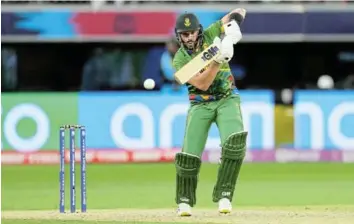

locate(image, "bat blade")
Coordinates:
174 44 221 85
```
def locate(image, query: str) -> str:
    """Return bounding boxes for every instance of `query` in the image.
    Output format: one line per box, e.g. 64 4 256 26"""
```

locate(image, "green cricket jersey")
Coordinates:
173 20 238 103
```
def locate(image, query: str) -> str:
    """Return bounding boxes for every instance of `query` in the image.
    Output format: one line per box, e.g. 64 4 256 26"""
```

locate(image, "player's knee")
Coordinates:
221 131 247 160
175 152 201 176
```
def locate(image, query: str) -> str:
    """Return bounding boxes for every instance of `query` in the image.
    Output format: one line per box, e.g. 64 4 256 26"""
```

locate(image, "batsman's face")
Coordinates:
180 30 199 49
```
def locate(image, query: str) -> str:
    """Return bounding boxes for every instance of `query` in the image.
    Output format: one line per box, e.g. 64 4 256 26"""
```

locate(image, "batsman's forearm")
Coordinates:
200 62 221 90
188 61 221 91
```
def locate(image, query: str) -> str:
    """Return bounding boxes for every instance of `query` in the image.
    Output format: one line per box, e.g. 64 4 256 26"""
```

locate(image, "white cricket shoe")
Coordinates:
177 203 192 216
218 198 232 214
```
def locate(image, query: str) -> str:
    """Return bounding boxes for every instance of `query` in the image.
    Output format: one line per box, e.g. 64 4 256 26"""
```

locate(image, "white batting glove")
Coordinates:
223 8 246 44
223 20 242 45
213 36 222 49
213 37 224 64
214 35 234 64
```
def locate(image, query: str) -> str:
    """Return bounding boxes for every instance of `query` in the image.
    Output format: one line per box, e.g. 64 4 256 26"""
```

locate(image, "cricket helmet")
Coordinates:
174 12 204 45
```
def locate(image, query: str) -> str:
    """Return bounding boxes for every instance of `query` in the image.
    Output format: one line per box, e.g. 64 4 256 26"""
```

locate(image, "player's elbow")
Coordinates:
188 77 208 91
198 83 210 91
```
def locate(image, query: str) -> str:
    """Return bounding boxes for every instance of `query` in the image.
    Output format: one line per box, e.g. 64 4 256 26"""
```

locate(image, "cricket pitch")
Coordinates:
2 206 354 224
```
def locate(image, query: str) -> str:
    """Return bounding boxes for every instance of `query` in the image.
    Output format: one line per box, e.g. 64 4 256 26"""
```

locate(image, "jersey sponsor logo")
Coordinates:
201 46 220 62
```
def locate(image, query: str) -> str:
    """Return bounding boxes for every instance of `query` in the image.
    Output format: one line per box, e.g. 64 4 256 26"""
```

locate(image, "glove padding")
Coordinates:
223 20 242 45
213 36 222 48
214 36 234 64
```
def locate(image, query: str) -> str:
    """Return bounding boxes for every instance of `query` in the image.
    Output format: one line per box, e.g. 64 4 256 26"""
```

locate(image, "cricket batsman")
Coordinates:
172 9 247 216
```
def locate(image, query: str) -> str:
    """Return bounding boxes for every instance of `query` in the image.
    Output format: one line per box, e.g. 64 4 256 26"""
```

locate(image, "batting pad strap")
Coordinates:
222 131 248 150
222 147 245 160
175 153 201 176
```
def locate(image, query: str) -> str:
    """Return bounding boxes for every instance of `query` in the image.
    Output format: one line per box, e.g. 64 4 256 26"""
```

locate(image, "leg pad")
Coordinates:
212 131 247 202
175 153 201 207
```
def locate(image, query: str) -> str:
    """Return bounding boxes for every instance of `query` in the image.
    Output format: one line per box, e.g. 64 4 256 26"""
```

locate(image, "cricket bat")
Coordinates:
174 44 221 85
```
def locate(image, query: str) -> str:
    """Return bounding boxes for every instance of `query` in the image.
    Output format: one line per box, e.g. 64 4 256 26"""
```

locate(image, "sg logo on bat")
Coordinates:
201 46 220 62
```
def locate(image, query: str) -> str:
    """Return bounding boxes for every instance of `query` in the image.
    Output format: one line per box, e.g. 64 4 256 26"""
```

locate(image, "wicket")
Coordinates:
59 125 87 213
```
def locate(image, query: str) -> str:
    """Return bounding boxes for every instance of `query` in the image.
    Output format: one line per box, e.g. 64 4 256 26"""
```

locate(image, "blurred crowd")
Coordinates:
2 0 353 96
3 42 353 94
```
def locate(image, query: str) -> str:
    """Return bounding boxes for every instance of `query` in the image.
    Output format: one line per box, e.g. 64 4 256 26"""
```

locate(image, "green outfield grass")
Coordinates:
2 163 354 224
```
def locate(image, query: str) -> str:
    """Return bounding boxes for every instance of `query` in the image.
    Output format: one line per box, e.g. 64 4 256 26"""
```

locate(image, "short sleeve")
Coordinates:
204 20 223 40
172 50 188 71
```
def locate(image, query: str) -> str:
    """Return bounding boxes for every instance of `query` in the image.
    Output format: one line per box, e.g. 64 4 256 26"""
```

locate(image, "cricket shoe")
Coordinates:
218 198 232 214
177 203 192 216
